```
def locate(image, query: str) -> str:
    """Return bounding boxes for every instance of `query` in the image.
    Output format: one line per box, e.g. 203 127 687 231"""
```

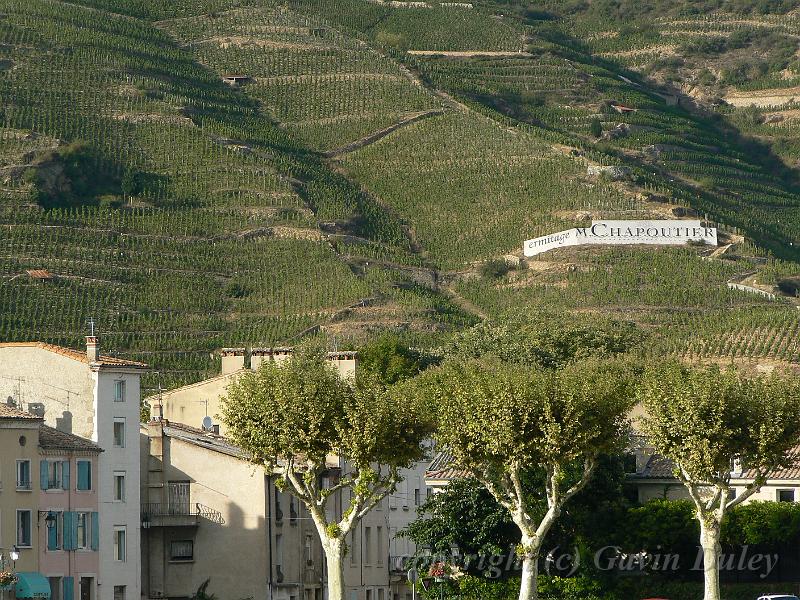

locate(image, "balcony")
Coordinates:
389 555 411 573
141 503 224 528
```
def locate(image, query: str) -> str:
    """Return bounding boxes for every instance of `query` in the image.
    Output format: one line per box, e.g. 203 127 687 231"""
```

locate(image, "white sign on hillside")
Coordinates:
523 220 717 257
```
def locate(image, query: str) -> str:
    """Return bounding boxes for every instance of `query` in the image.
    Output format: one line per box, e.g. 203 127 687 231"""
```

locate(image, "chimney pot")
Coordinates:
86 336 99 363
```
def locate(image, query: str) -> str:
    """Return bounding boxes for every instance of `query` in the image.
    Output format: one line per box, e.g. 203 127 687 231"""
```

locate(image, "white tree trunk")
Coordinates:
517 534 541 600
323 538 346 600
699 520 722 600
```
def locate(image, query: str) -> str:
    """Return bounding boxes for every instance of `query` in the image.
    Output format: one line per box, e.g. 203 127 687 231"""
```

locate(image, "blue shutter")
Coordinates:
77 462 90 491
90 512 100 551
62 461 70 490
40 459 49 490
63 577 74 600
63 512 77 551
47 513 58 550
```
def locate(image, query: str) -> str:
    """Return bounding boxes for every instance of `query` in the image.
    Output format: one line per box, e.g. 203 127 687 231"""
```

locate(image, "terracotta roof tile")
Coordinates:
0 342 148 368
0 404 43 420
425 450 470 482
39 425 102 452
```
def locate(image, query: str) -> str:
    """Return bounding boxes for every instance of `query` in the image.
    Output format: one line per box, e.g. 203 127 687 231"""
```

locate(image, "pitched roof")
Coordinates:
631 447 800 482
0 342 148 368
425 450 470 482
39 425 102 452
631 454 676 479
0 404 43 420
162 421 248 460
740 445 800 481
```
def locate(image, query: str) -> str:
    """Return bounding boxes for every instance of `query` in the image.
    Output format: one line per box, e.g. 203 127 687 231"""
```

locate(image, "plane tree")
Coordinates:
411 358 634 600
221 348 430 600
640 363 800 600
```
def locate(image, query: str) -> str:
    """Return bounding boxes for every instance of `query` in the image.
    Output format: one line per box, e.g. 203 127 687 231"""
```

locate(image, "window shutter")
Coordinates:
91 512 100 551
40 459 49 490
63 577 74 600
62 461 70 490
78 462 90 491
47 513 59 551
63 512 77 550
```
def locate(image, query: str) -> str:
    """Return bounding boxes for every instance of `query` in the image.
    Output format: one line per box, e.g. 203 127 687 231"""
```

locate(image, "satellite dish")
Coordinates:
202 416 213 431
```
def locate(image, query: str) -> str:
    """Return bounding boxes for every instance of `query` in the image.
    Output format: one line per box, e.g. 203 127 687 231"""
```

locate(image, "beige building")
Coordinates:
0 405 43 576
143 348 425 600
153 348 358 434
0 339 148 600
629 446 800 505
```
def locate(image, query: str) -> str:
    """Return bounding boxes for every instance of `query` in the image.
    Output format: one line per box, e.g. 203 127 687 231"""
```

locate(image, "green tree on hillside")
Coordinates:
640 364 800 600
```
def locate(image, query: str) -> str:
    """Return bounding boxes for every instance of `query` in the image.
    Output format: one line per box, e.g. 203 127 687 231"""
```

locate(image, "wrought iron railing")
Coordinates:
141 503 225 524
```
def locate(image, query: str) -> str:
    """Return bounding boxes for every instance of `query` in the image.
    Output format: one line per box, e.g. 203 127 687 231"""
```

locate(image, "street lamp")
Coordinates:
8 547 18 565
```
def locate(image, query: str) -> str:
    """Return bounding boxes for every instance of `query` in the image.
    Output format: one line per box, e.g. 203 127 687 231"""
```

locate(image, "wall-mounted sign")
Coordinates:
523 220 717 257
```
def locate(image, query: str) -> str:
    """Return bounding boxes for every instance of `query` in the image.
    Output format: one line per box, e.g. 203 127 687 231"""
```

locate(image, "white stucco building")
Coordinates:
0 338 147 600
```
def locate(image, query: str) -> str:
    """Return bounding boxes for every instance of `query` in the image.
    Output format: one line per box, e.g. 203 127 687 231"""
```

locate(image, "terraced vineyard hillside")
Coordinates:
2 0 800 389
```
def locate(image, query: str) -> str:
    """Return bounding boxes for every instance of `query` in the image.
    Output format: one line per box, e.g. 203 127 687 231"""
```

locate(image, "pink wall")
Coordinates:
38 453 100 599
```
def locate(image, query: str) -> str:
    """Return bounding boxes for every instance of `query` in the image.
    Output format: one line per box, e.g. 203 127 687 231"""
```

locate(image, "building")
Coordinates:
0 338 148 600
152 348 358 433
38 426 102 600
628 446 800 505
140 420 322 600
142 348 426 600
0 405 43 579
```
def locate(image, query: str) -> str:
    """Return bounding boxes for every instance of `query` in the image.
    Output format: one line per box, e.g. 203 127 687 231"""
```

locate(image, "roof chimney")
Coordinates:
86 336 99 363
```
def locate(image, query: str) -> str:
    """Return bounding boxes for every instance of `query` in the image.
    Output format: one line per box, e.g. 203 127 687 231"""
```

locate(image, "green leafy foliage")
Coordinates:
445 318 641 369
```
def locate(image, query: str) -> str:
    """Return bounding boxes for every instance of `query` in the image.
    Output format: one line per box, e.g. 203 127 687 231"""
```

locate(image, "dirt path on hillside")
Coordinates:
324 109 446 157
407 50 530 57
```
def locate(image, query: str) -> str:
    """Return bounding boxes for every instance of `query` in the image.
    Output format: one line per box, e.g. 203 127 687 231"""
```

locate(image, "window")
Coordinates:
170 540 194 562
79 578 93 600
77 461 92 491
778 489 795 503
17 459 31 490
366 590 373 600
113 419 125 448
113 381 126 403
274 487 283 522
414 489 420 507
304 534 313 565
275 534 283 570
289 496 298 524
378 591 385 600
113 586 125 600
113 472 125 501
17 509 32 546
364 527 372 565
49 578 62 600
47 511 63 551
113 526 126 561
48 460 64 489
77 512 89 549
728 488 738 502
377 527 384 566
350 530 358 566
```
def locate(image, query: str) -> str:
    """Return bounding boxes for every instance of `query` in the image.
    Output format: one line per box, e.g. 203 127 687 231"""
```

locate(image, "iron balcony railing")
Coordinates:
141 503 224 524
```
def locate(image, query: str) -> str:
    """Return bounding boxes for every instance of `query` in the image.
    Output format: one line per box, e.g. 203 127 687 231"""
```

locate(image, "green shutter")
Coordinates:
62 461 70 490
63 512 77 551
47 513 58 550
77 462 90 491
63 577 74 600
90 512 99 551
40 459 49 490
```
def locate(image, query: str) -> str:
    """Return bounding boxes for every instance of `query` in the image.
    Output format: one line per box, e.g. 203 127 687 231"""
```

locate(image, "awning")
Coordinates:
15 573 51 599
